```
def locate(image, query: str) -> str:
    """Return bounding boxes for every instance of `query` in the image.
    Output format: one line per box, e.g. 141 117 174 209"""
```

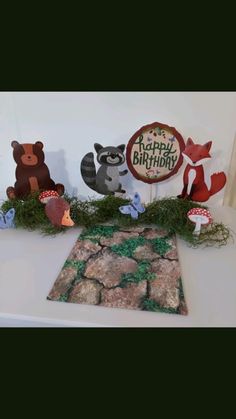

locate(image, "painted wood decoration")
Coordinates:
80 143 128 195
126 122 185 184
39 191 74 227
179 138 227 202
7 141 65 199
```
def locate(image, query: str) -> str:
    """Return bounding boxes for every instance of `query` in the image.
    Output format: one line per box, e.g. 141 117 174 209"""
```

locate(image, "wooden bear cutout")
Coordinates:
7 141 65 199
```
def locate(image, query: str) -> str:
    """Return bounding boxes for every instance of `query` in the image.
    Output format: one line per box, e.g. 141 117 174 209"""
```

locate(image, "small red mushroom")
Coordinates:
39 190 59 204
187 208 213 236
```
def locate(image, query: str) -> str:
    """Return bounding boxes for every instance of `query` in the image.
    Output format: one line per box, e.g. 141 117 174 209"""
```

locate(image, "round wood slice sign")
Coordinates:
126 122 185 184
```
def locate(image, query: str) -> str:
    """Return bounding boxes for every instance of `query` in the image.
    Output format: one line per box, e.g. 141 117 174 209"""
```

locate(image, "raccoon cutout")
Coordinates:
81 143 128 195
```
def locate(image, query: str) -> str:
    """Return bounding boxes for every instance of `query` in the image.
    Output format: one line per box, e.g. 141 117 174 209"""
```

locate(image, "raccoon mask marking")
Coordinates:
95 143 126 167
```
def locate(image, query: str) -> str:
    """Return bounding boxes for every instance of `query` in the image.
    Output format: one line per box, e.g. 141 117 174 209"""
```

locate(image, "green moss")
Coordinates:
0 194 231 247
69 194 130 227
120 261 155 286
142 299 178 314
1 192 49 230
111 235 171 258
111 236 146 258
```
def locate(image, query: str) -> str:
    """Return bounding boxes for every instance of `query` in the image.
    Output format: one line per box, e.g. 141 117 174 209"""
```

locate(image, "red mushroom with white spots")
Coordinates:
39 190 59 204
187 207 213 236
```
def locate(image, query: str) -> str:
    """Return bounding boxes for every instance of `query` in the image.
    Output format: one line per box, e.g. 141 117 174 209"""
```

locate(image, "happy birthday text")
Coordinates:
132 136 178 171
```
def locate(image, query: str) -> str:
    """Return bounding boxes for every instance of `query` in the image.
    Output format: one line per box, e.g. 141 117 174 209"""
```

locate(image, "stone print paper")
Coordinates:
48 225 188 315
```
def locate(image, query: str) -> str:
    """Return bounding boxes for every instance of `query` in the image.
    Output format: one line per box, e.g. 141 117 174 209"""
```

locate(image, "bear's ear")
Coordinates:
35 141 44 149
94 143 103 153
186 138 194 147
11 140 19 149
117 144 126 153
204 141 212 152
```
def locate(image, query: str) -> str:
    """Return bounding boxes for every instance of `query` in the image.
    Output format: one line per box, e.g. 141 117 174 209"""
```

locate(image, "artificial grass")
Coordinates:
0 193 231 247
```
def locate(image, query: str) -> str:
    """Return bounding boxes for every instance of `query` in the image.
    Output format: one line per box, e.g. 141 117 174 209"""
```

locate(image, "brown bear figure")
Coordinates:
6 141 65 199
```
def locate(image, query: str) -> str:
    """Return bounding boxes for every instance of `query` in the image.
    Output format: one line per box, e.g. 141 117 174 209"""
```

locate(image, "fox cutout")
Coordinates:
178 138 226 202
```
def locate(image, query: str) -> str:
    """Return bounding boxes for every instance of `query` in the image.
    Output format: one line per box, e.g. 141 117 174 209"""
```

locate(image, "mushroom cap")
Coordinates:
39 190 59 204
187 207 213 225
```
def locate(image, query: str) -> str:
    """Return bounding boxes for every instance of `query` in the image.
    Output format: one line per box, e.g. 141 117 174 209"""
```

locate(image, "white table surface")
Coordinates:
0 205 235 327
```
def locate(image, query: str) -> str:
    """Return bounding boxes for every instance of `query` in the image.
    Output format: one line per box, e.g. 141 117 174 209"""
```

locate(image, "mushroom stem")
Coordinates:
193 217 202 235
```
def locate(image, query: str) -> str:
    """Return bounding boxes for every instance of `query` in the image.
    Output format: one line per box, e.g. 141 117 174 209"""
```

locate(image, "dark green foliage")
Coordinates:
1 192 49 230
142 196 207 232
111 236 146 258
142 299 178 314
0 194 231 247
120 261 155 286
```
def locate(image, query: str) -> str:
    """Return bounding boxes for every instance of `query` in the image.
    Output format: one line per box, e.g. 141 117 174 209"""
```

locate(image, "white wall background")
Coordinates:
0 92 236 205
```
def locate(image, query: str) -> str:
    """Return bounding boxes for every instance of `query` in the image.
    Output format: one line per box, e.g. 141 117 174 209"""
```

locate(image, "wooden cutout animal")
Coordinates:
80 143 128 195
7 141 65 199
178 138 226 202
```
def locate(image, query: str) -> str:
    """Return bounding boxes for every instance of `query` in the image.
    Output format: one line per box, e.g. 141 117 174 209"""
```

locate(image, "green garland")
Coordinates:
0 193 231 247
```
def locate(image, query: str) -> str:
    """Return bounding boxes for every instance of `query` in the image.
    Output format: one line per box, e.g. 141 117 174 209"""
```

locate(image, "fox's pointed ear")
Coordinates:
117 144 126 153
94 143 103 153
186 138 194 146
204 141 212 152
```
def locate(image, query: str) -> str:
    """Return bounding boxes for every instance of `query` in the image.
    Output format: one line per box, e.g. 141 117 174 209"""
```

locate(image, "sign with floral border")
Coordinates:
126 122 185 184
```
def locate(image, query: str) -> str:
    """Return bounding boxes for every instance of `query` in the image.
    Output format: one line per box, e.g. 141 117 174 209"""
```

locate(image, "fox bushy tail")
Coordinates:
210 172 227 196
80 153 97 191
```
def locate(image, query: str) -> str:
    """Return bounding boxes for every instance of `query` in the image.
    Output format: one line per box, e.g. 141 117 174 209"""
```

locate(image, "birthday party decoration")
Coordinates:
179 138 227 202
187 208 213 236
126 122 185 184
47 225 188 315
39 191 74 227
0 208 15 229
80 143 128 195
6 140 65 199
119 192 145 220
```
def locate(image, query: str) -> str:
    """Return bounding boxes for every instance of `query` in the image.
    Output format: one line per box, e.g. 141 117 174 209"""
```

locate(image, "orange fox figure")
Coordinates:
178 138 226 202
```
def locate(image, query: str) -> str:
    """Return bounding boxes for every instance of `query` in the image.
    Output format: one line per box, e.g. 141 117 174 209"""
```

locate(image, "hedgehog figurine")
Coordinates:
39 191 74 227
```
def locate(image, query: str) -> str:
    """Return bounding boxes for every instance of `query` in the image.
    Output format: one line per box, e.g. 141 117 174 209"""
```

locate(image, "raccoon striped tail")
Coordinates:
80 152 97 191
